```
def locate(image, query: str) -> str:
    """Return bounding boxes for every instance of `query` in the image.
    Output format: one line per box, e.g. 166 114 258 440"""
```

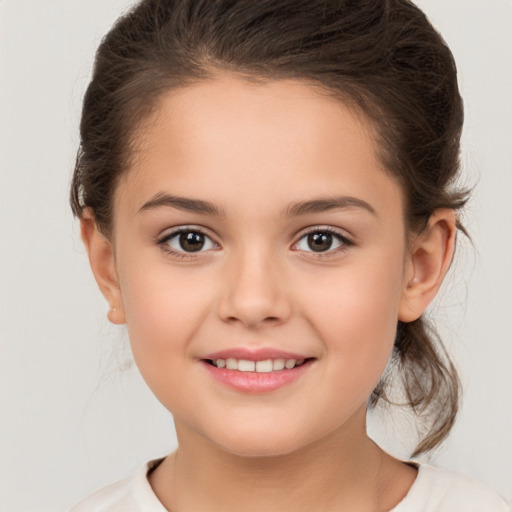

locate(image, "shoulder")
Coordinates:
69 459 167 512
392 464 510 512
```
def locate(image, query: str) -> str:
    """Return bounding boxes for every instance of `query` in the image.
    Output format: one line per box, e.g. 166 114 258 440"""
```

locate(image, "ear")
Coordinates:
80 209 126 325
398 209 457 323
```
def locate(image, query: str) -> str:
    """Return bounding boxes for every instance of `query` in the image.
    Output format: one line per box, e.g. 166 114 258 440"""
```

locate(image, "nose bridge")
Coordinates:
218 243 290 327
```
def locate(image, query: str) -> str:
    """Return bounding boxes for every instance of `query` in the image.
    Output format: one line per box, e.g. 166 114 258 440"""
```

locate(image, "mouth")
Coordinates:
200 352 315 393
204 357 311 373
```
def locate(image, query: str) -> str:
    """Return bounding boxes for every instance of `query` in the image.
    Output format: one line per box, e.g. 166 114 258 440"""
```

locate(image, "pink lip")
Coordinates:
200 348 314 393
202 347 309 361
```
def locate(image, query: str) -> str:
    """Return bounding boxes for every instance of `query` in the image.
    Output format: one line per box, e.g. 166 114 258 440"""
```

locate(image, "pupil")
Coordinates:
308 232 332 252
180 232 205 252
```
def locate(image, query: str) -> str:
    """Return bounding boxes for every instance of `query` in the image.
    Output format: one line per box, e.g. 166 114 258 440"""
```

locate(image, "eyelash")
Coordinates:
157 226 218 260
156 226 354 260
293 227 354 258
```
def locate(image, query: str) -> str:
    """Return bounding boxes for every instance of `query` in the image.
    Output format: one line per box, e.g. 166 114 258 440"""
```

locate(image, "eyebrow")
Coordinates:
139 192 376 218
139 192 225 216
284 196 377 217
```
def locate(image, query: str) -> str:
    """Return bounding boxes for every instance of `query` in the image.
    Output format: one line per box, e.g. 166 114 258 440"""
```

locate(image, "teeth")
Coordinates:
273 359 285 371
226 358 237 370
213 358 306 372
238 360 255 372
255 359 273 373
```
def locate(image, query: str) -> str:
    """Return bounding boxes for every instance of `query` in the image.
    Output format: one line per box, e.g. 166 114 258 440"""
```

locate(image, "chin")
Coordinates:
215 437 304 459
200 420 320 459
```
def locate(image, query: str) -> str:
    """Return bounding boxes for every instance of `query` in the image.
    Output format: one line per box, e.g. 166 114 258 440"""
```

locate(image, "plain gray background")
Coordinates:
1 1 511 510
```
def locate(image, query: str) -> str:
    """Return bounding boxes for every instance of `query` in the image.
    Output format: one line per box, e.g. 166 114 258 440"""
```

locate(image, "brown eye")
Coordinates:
160 229 216 254
295 229 351 254
179 231 206 252
307 232 334 252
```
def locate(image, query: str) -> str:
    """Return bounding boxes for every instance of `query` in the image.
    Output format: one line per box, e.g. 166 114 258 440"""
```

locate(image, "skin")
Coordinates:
82 74 457 511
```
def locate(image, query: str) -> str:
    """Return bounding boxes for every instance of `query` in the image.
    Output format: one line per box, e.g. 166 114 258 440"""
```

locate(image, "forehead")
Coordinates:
131 75 375 166
117 75 403 221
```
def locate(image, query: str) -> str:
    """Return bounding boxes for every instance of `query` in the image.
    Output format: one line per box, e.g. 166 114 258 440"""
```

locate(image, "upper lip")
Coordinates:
202 348 312 361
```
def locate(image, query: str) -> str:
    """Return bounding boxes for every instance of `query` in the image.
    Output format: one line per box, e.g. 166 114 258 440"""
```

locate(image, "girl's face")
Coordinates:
108 76 415 456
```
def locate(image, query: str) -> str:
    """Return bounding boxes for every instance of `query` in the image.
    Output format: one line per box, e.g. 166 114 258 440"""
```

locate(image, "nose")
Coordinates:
217 249 292 329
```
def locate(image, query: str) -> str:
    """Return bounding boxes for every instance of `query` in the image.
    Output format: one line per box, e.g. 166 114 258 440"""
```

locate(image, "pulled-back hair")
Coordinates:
71 0 468 456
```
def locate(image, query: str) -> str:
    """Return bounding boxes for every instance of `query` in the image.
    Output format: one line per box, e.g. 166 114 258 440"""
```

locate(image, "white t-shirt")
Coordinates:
70 458 510 512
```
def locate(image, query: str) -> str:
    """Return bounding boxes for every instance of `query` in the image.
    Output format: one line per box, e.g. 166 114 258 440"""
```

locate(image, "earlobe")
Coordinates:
398 209 457 323
80 209 126 325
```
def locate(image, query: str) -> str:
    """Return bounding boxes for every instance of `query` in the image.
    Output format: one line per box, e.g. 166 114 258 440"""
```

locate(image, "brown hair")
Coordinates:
70 0 468 456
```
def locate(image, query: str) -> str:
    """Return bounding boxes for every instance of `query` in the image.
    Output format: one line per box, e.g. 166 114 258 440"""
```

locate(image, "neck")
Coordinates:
148 408 415 512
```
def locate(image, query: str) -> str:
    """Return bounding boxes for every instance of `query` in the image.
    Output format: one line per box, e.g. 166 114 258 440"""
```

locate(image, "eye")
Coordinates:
158 228 217 254
294 228 352 254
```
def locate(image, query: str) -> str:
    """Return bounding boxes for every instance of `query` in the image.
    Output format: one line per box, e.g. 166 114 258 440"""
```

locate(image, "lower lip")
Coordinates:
201 360 313 393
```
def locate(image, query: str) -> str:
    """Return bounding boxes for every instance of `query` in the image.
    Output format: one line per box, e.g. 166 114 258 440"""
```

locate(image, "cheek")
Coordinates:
300 253 405 389
116 253 214 371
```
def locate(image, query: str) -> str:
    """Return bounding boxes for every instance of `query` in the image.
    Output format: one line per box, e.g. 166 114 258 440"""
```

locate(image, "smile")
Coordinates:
201 351 315 393
207 358 306 372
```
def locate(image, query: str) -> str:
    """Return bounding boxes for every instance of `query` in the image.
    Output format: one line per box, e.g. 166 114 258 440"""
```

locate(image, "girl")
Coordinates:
69 0 509 510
